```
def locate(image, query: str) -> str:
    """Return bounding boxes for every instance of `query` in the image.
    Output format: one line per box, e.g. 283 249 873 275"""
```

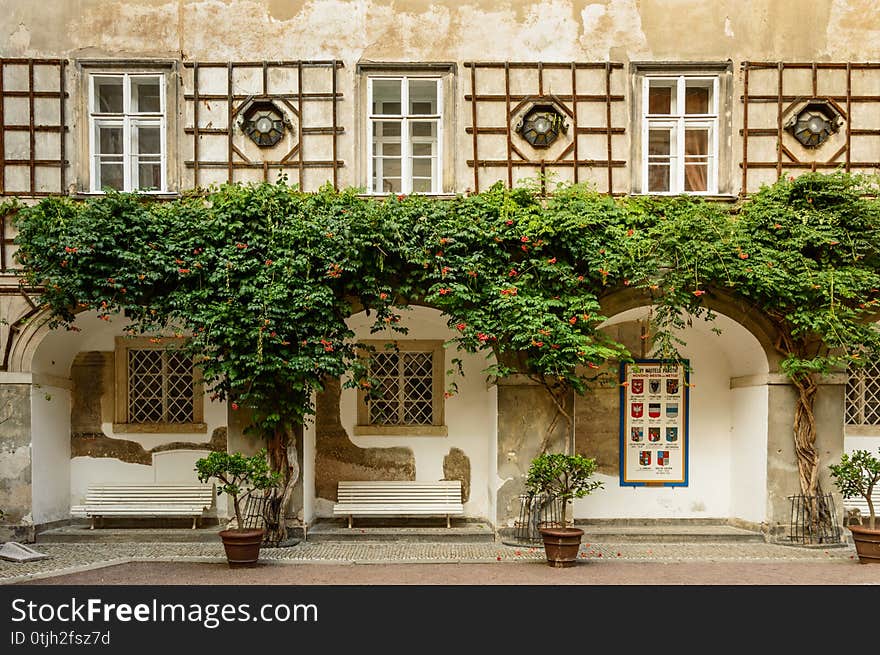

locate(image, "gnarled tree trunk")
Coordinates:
264 424 300 545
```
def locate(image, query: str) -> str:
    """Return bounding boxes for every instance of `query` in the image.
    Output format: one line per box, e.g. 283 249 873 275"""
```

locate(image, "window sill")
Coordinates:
844 425 880 437
73 191 180 200
353 424 448 437
632 192 738 202
112 422 207 434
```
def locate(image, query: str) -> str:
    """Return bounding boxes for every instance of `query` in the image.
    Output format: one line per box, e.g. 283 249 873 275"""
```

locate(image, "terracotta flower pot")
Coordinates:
848 523 880 564
218 528 265 567
539 526 584 568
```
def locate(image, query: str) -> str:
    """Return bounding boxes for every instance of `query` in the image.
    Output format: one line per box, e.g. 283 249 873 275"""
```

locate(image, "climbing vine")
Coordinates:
10 170 880 542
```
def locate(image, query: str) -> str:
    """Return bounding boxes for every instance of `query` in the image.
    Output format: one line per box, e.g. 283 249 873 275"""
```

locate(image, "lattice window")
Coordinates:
114 337 205 432
127 349 194 424
355 340 445 436
846 363 880 426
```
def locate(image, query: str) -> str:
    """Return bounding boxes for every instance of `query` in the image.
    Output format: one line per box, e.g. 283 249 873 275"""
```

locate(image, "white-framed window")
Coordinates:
88 72 166 193
641 75 719 195
367 76 443 194
354 340 446 436
846 363 880 427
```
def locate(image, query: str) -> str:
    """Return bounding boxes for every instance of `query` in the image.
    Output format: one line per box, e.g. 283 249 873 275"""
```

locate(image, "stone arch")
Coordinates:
573 290 774 527
599 287 782 373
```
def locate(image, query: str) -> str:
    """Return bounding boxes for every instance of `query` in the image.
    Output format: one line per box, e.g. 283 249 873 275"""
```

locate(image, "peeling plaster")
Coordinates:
71 426 228 465
314 377 415 503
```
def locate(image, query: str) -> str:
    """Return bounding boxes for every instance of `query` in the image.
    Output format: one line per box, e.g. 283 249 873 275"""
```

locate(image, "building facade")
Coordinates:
2 0 880 542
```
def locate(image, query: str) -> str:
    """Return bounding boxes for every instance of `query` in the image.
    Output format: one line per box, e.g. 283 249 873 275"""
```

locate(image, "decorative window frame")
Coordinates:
845 362 880 435
75 60 179 196
113 336 206 434
354 339 447 436
630 62 733 197
357 62 456 196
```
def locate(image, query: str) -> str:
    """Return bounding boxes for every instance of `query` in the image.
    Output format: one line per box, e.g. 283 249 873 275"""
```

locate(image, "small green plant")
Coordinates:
526 453 604 519
829 448 880 530
195 449 280 530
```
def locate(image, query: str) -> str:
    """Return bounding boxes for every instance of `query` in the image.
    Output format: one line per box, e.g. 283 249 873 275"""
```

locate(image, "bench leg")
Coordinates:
348 515 352 529
90 517 95 530
192 517 197 530
447 514 450 529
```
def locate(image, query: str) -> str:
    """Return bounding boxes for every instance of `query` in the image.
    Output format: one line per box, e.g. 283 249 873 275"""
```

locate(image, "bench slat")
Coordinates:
332 480 464 527
72 483 215 528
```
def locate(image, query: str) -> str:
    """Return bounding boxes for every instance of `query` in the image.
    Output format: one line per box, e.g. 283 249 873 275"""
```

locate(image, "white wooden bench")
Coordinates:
333 480 464 528
71 483 215 529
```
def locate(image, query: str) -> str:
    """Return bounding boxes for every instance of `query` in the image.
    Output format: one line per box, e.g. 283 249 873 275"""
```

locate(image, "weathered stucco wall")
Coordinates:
2 1 880 197
0 383 33 540
315 305 494 520
4 1 877 62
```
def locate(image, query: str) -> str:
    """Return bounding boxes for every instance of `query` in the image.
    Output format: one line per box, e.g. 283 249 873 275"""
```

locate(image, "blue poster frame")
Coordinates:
618 359 690 487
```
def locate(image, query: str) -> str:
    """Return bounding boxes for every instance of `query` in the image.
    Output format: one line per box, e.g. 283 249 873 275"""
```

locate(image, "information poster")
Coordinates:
620 360 689 486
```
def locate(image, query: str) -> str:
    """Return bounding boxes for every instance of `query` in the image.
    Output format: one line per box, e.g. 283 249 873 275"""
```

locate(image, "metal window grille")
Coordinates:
846 363 880 426
367 350 434 425
127 349 194 424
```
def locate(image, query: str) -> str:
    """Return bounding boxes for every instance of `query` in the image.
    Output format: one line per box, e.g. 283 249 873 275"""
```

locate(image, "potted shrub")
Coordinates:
829 448 880 564
526 452 604 567
196 449 280 567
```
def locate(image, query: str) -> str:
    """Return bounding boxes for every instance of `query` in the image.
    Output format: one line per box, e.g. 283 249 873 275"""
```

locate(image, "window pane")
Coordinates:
379 142 401 156
685 82 712 114
131 77 161 113
133 124 161 155
137 162 162 190
98 125 124 154
380 158 401 177
94 77 123 113
373 121 402 137
372 79 401 115
98 162 124 190
411 121 436 138
412 143 433 156
648 164 670 192
412 178 432 193
684 128 709 157
648 128 671 156
684 164 707 192
412 157 433 178
648 82 674 114
409 79 438 115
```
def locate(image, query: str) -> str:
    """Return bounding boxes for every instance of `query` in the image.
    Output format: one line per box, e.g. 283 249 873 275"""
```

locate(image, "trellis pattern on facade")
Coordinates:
464 61 626 194
740 61 880 195
182 60 344 190
0 58 68 197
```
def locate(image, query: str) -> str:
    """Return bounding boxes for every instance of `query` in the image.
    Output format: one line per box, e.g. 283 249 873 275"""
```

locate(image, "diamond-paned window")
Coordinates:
367 351 434 425
356 340 445 435
846 363 880 426
127 348 195 424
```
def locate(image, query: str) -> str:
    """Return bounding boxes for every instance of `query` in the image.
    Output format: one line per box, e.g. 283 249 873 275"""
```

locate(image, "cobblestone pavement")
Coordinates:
0 539 869 585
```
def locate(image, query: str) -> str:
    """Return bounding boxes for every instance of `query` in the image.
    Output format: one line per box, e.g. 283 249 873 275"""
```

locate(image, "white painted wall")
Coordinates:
28 310 228 509
302 403 316 527
30 384 70 523
730 385 769 523
573 307 770 523
339 305 495 519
